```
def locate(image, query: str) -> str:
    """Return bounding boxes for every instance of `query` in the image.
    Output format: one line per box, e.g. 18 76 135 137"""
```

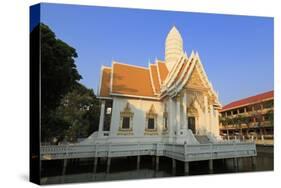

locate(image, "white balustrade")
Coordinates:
41 141 256 162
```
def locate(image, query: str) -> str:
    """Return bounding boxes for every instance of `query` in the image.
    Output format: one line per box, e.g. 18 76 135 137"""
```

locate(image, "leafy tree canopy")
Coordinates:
32 23 101 143
40 23 82 115
32 23 82 142
55 83 100 142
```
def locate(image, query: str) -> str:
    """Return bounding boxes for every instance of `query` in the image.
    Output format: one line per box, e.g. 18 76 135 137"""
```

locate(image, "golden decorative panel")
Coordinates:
186 66 205 88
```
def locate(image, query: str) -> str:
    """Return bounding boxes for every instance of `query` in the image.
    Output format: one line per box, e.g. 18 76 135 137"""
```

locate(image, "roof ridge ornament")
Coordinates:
155 57 158 62
165 26 184 71
184 51 188 58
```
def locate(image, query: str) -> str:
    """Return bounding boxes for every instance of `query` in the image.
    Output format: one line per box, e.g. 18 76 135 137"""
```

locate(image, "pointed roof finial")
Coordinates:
165 26 184 70
167 26 182 40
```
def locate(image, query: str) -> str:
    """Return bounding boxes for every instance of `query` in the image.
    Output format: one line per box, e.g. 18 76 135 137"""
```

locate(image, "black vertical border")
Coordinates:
30 3 41 185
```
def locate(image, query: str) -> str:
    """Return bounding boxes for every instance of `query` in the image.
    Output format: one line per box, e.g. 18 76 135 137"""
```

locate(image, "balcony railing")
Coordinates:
41 141 256 162
220 121 273 130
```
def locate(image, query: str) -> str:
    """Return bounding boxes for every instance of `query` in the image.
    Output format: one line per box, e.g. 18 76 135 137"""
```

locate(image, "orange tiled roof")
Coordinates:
150 64 161 93
99 61 170 98
157 61 168 84
111 63 156 97
99 67 111 97
99 59 194 99
221 90 274 111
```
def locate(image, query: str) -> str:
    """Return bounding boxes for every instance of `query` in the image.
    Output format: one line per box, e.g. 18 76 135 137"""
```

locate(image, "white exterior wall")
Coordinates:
110 97 164 137
91 95 221 144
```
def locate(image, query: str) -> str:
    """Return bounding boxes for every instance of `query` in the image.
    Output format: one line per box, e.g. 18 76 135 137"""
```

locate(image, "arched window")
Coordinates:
145 104 158 135
118 102 134 135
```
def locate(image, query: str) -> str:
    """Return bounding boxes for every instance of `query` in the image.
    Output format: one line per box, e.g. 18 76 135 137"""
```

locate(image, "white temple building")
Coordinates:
41 27 257 173
93 26 222 144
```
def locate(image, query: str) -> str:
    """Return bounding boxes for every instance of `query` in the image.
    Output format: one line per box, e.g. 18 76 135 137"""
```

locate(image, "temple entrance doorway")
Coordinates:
188 116 196 134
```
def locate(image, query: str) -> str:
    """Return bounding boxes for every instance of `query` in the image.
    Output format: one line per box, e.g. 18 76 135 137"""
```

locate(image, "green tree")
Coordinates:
221 116 232 137
219 116 229 138
252 104 263 138
34 23 82 142
231 116 239 138
267 109 274 127
240 115 251 137
236 115 244 137
40 23 82 115
55 83 100 142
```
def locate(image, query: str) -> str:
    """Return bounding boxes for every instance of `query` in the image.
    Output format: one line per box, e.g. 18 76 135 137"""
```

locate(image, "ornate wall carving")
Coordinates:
186 91 205 112
186 65 206 89
187 103 199 117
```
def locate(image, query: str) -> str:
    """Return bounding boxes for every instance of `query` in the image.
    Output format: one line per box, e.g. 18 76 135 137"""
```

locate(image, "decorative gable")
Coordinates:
186 65 207 90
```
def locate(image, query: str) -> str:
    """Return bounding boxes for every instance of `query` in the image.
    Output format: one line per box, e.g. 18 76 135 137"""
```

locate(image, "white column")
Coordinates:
168 98 174 138
183 91 188 129
98 100 105 136
176 96 181 135
204 95 209 134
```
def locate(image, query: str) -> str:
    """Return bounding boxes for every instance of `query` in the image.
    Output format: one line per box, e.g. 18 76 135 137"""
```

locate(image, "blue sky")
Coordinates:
36 3 274 105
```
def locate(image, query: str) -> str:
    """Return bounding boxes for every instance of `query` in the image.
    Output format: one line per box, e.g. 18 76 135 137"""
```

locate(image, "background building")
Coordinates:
219 91 274 144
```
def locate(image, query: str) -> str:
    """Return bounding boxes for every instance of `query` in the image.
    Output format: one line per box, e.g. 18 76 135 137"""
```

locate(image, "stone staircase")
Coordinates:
194 135 212 144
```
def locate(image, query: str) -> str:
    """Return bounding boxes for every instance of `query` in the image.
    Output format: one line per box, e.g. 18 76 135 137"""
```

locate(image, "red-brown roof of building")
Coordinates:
221 90 274 111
